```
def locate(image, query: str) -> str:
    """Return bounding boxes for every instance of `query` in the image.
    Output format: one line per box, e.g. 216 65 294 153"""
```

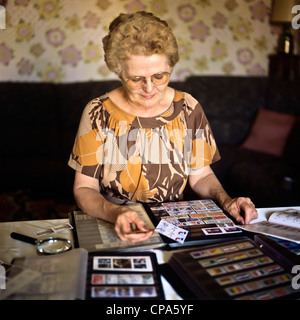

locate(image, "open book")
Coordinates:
238 208 300 243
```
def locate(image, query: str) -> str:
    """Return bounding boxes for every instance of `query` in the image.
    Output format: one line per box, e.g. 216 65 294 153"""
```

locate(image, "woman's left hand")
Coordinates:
223 197 258 224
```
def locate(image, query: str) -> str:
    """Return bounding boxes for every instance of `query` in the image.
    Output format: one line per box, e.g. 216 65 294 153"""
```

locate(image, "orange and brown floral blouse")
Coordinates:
68 90 220 204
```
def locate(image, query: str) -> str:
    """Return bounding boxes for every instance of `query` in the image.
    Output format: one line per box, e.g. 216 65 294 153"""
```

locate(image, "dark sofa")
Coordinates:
0 76 299 221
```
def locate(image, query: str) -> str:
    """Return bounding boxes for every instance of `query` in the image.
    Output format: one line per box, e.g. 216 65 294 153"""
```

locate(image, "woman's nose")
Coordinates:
142 77 154 92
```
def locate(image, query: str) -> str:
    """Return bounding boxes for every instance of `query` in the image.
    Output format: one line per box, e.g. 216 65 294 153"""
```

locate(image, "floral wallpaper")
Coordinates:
0 0 281 82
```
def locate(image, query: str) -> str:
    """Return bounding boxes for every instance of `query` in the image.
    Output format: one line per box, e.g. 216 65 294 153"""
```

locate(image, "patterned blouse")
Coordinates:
68 90 220 204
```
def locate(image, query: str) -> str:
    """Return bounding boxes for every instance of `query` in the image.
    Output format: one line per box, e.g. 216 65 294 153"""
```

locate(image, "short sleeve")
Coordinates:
68 99 104 178
183 93 220 174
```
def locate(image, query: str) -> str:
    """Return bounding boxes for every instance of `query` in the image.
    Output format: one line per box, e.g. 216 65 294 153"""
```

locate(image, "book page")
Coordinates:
268 209 300 229
237 208 300 243
238 221 300 243
4 248 88 300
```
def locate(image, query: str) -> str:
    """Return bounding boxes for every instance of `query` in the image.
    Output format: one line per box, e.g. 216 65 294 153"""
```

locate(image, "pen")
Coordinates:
125 229 155 235
126 223 155 235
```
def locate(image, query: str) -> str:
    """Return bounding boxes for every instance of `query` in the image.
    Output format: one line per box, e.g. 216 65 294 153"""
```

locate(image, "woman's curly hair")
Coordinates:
102 11 179 75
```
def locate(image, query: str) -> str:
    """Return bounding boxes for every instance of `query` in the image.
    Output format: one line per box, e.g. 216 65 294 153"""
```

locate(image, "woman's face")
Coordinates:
120 54 172 111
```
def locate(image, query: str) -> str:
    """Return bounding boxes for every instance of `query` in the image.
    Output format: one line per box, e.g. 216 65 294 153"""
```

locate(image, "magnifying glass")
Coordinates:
10 232 72 255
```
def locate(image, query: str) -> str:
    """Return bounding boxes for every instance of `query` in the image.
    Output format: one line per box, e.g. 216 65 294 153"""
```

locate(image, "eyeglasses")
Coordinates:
124 72 171 89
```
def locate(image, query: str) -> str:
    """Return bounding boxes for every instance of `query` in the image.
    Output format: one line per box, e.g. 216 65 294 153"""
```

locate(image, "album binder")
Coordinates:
70 203 165 252
70 199 246 252
4 248 164 300
85 250 164 300
167 235 300 300
143 199 245 247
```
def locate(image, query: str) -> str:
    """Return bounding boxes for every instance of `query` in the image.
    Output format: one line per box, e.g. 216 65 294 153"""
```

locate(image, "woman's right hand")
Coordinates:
114 207 154 242
73 172 154 242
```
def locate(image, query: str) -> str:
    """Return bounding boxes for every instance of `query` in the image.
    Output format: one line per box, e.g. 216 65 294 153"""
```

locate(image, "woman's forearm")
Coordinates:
74 186 122 223
189 166 232 209
189 166 258 224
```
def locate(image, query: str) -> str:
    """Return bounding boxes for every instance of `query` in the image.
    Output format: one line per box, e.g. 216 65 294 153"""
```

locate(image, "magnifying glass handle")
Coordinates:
10 232 37 245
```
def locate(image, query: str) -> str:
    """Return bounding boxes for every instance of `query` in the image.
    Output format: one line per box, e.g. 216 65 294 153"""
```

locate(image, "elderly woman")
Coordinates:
68 11 257 242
